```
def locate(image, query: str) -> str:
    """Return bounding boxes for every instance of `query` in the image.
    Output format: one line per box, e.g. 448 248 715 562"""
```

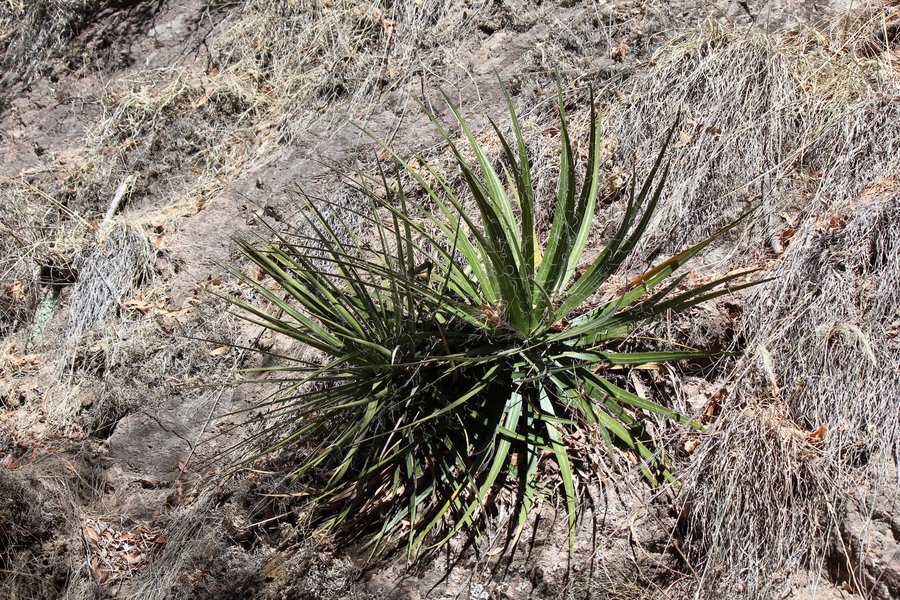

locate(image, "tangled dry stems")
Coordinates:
64 224 152 342
605 14 887 260
661 10 900 597
0 0 99 88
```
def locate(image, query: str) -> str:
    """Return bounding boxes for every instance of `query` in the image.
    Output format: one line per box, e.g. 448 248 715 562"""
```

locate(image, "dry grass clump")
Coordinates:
0 0 99 88
65 292 245 441
603 15 885 258
50 223 151 430
0 172 94 339
814 80 900 208
0 190 40 335
65 226 152 341
508 0 672 96
212 0 458 122
746 192 900 471
669 9 900 597
0 469 70 600
107 491 232 600
79 1 485 218
125 484 364 600
64 224 151 342
678 408 835 598
85 68 274 206
0 183 165 434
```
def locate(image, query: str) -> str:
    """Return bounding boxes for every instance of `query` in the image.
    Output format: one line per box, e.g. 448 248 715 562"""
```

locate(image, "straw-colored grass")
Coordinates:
64 224 152 341
604 15 887 259
0 0 99 87
79 1 488 214
649 9 900 597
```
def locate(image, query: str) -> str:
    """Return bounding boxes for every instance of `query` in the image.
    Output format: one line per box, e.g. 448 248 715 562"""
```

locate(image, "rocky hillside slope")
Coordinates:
1 1 898 598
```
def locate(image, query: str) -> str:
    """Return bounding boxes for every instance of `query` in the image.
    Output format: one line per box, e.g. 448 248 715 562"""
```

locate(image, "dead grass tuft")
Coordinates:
112 491 231 600
814 78 900 209
124 483 365 600
74 1 484 224
669 8 900 596
0 171 94 340
0 469 71 600
743 190 900 475
64 224 152 342
603 14 888 258
84 68 272 206
0 0 99 88
679 409 835 598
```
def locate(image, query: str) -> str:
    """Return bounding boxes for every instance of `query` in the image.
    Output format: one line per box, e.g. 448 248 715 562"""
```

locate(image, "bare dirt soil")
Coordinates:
2 0 899 598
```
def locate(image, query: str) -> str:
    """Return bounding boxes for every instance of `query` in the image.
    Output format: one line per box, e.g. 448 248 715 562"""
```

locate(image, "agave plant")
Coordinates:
225 80 756 557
